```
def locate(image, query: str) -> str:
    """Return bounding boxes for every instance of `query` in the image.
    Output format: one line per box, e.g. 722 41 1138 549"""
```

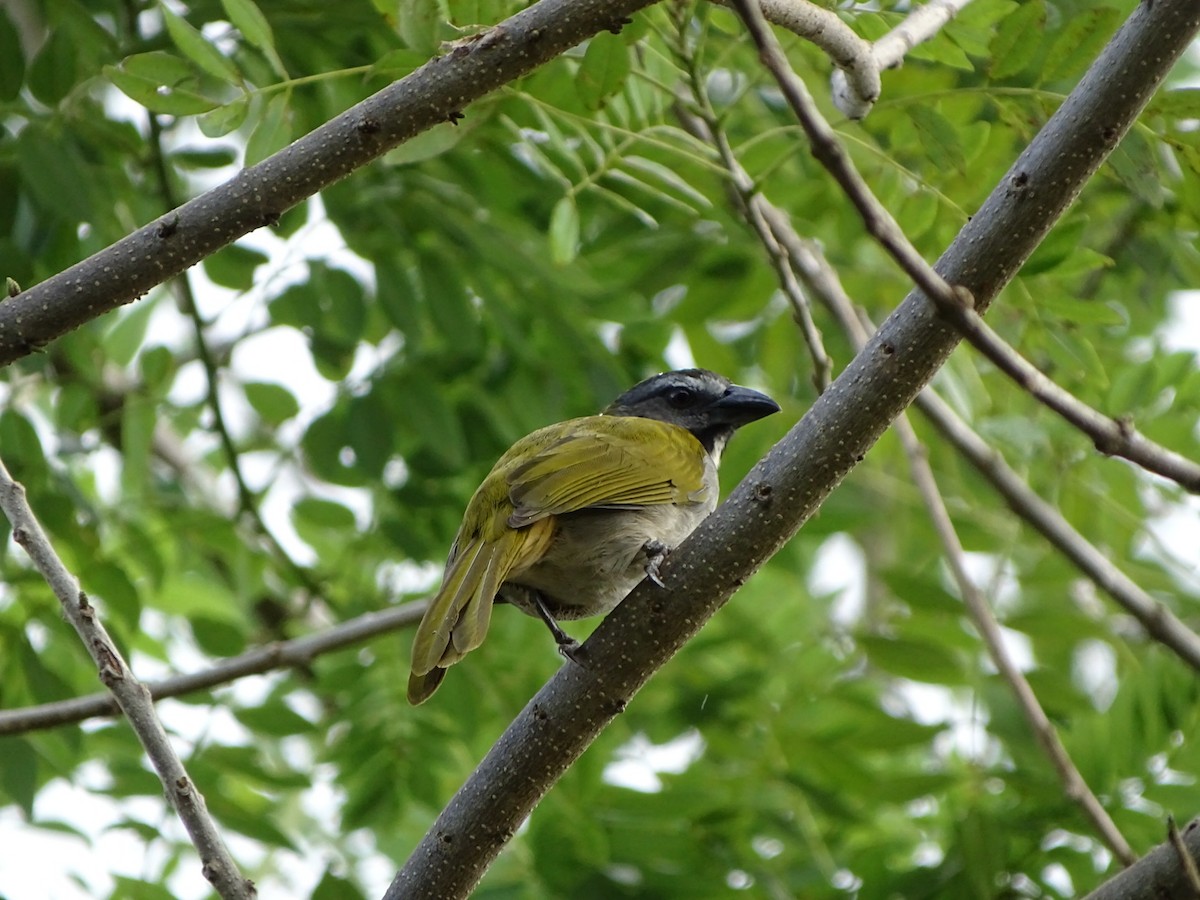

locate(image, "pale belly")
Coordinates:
498 501 714 620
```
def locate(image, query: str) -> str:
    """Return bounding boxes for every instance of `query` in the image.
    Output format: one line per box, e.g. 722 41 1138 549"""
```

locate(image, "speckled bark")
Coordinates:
387 1 1200 897
0 0 656 367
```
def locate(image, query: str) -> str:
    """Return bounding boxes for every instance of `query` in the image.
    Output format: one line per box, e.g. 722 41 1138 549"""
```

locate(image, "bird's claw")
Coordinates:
557 637 587 667
644 540 669 588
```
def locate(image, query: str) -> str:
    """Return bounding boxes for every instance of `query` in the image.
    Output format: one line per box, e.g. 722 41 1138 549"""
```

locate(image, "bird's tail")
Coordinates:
406 518 554 705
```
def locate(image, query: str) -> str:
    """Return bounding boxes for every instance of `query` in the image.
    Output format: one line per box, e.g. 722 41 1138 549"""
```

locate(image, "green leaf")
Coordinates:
103 298 160 367
369 48 428 79
0 738 38 816
221 0 287 75
1041 6 1121 83
89 562 142 633
0 11 24 102
989 0 1045 79
575 32 630 110
312 870 368 900
245 91 291 165
120 397 156 499
1155 88 1200 119
0 409 47 486
858 636 969 685
160 4 241 84
909 106 966 175
104 52 219 115
203 241 269 289
549 196 580 265
1036 292 1124 326
15 125 94 223
140 345 174 390
348 392 394 477
398 0 441 55
384 121 473 165
235 702 316 737
198 94 251 138
293 497 357 530
245 382 301 425
170 146 239 169
28 28 77 106
191 615 247 656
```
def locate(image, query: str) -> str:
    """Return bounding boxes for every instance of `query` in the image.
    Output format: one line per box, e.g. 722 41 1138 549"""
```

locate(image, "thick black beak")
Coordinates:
711 384 781 427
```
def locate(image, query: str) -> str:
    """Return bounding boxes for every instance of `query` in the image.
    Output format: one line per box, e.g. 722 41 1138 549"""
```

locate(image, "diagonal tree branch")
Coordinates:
678 31 1136 864
673 16 1200 678
729 0 1200 495
0 0 660 368
893 409 1137 865
142 111 327 602
389 1 1200 896
750 201 1200 673
0 458 253 900
671 5 831 391
718 0 974 119
1083 819 1200 900
0 599 427 736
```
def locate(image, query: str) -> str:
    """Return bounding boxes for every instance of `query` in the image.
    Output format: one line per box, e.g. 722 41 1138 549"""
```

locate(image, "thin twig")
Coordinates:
1168 816 1200 895
673 36 1200 674
680 47 1137 862
672 6 831 390
392 1 1200 890
760 203 1200 674
144 113 329 599
0 600 428 735
893 410 1137 865
728 0 1200 495
0 457 254 899
718 0 973 119
872 0 975 69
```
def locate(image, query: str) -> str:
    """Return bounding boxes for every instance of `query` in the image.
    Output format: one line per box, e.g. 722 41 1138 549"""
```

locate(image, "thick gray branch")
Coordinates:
0 0 656 367
389 0 1200 896
1083 819 1200 900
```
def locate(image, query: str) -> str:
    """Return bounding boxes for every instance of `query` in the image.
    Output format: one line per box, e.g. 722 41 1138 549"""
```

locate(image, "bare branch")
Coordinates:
932 303 1200 492
719 0 880 118
727 0 974 118
0 457 254 899
913 391 1200 672
729 0 1200 494
1083 819 1200 900
671 8 832 391
894 410 1136 865
682 41 1135 863
390 2 1200 895
872 0 975 69
0 0 660 368
1168 817 1200 894
0 600 427 736
754 208 1200 675
833 0 974 116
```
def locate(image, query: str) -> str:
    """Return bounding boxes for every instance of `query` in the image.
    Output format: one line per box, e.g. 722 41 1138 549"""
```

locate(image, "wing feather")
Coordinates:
508 417 707 527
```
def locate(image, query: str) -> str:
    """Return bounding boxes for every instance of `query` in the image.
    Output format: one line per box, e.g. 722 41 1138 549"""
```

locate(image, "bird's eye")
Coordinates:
665 387 695 409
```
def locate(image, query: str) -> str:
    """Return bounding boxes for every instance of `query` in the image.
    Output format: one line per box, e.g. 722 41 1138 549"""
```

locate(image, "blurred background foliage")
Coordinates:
2 0 1200 897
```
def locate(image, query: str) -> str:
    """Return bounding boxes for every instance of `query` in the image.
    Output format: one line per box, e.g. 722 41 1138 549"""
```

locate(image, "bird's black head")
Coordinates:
604 368 780 459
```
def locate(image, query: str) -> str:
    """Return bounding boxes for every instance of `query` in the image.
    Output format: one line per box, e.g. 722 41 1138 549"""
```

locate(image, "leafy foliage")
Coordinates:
1 0 1199 897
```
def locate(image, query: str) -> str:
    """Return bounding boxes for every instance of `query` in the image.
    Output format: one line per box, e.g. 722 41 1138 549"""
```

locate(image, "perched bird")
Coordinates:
407 368 780 704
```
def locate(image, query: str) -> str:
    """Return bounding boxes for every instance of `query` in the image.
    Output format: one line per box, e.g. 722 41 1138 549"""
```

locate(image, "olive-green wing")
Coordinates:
407 415 709 705
506 415 709 528
407 513 555 705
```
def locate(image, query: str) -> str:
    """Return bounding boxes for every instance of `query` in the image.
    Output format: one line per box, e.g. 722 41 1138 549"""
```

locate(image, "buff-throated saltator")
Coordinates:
407 369 780 704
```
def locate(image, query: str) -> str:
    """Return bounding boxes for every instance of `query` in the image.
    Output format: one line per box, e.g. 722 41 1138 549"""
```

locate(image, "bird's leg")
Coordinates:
531 593 585 665
643 539 670 588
